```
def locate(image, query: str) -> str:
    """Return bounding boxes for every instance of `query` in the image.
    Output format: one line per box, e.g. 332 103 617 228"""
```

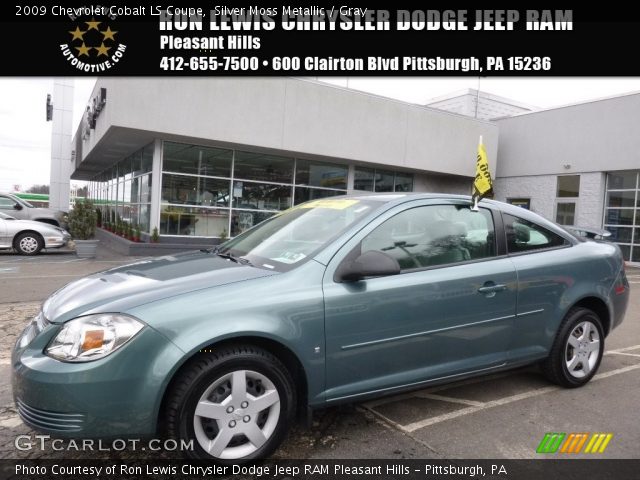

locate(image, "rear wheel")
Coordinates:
542 307 604 387
165 345 295 463
14 232 43 255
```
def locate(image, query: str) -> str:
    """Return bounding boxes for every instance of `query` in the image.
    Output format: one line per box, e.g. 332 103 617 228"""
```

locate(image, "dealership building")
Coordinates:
69 79 640 264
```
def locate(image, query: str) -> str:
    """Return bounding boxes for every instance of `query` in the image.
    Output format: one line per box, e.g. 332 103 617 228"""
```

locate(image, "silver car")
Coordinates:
0 192 67 228
0 212 70 255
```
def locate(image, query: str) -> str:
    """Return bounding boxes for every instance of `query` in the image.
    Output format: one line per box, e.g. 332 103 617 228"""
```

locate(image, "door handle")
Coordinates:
478 283 507 297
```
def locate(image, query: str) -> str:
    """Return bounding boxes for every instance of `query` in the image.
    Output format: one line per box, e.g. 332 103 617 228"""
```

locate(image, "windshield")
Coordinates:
219 198 384 272
9 195 33 208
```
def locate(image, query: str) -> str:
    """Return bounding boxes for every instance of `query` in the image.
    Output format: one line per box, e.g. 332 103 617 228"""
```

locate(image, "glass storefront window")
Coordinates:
294 187 342 205
162 174 230 207
375 170 395 192
163 142 232 178
140 174 152 203
355 167 413 192
557 175 580 197
98 141 415 240
556 202 576 225
160 205 230 237
295 159 347 190
232 181 291 211
354 168 375 191
395 173 413 192
608 171 638 190
607 191 636 208
605 208 634 225
618 245 631 262
139 204 150 233
141 143 154 173
234 151 294 183
231 210 275 237
605 227 633 243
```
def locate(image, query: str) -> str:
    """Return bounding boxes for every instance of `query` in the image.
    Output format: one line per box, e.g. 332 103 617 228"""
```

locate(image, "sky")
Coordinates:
1 76 640 191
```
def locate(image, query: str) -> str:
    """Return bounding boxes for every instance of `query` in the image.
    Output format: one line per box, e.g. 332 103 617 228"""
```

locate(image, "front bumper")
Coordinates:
43 234 70 249
12 318 185 438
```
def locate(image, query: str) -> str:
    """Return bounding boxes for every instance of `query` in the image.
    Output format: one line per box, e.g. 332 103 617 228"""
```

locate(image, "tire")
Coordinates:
164 345 296 463
542 307 604 388
14 232 44 256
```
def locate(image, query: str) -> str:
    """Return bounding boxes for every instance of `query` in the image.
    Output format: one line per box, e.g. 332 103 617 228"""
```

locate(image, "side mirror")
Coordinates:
13 203 23 211
336 250 401 282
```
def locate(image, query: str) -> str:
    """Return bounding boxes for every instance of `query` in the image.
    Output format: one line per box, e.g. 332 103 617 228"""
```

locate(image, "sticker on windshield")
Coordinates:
271 252 307 264
300 199 359 210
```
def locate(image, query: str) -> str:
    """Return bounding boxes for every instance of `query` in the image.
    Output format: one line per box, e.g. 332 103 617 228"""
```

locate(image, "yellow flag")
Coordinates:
472 140 494 207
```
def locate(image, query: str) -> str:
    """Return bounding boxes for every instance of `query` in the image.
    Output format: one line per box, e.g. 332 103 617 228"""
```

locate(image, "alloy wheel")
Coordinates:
19 236 39 254
193 369 281 459
564 320 601 379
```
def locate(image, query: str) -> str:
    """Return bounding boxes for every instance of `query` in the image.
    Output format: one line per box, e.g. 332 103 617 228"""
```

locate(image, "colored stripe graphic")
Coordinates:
584 433 613 453
536 433 566 453
538 433 613 454
560 433 589 453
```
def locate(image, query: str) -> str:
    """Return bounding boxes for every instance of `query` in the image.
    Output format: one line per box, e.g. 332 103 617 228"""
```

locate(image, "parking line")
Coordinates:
364 345 640 433
1 274 83 280
416 393 485 407
608 344 640 353
607 351 640 358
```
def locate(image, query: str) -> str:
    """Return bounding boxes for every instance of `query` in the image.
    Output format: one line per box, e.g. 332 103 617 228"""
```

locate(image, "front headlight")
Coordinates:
46 314 144 362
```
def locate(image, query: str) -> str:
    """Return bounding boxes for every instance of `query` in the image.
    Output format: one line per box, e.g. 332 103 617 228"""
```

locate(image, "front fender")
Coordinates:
126 260 328 421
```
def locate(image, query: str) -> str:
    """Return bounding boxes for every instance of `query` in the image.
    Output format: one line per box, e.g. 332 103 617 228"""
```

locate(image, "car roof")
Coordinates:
326 192 577 241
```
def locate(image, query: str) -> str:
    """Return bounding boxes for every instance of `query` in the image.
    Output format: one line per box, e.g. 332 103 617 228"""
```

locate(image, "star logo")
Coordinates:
75 43 91 57
85 18 101 31
94 43 111 57
68 26 86 41
61 15 126 72
101 26 117 41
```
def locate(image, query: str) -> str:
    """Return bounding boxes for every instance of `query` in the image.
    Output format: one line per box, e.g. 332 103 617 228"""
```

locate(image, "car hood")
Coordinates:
4 218 64 233
43 250 278 323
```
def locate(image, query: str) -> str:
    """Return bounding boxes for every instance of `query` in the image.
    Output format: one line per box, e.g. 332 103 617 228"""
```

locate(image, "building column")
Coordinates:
149 139 163 234
49 78 74 212
347 164 355 192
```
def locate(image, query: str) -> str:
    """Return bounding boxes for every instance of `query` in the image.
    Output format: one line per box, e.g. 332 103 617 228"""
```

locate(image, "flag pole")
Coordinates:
471 135 483 211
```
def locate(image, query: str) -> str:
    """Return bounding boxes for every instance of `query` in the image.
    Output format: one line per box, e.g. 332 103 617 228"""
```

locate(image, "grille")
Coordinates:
16 399 86 432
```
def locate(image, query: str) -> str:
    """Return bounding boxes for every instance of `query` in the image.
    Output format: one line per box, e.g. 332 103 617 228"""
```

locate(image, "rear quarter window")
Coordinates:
503 213 568 254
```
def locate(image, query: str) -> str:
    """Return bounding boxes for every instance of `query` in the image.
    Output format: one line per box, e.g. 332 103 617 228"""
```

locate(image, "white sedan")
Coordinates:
0 212 70 255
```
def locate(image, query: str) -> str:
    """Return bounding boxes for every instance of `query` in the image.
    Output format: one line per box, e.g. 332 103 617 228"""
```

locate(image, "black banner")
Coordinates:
3 459 640 480
1 4 639 75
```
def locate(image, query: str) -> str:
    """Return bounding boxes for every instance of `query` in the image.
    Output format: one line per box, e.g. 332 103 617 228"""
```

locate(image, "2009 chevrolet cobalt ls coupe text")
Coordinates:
13 194 629 462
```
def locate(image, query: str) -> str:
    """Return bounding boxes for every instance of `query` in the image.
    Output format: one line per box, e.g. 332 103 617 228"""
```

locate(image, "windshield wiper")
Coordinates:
215 251 253 266
216 251 240 263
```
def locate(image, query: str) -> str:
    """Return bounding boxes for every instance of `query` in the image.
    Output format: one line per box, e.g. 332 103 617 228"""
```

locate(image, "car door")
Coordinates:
0 217 9 247
322 200 517 402
500 212 575 362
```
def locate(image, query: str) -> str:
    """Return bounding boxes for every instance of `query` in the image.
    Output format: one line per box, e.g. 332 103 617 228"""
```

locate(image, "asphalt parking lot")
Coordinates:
0 248 638 460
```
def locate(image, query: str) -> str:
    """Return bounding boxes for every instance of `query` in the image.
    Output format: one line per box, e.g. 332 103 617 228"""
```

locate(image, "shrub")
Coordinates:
68 199 97 240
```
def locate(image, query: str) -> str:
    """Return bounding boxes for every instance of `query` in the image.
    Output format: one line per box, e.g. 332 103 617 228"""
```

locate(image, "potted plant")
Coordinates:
96 208 102 228
151 227 160 243
126 222 133 241
68 199 99 258
134 224 141 243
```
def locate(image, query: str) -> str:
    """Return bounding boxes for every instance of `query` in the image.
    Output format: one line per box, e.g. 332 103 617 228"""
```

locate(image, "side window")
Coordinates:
0 197 16 210
503 214 567 253
361 205 496 270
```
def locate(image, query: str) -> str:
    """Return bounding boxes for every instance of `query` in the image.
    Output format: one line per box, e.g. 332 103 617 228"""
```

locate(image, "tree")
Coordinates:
26 184 49 194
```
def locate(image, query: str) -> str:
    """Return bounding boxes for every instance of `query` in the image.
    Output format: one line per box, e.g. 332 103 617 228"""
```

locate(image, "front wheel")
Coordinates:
164 345 295 463
542 307 604 388
14 232 43 255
